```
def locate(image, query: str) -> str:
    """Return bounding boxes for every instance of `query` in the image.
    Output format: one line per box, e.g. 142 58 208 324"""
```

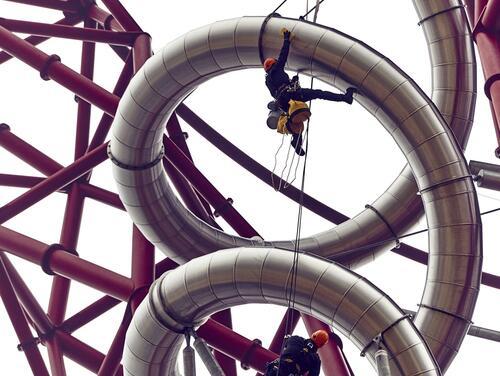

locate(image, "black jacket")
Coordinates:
281 335 321 376
265 36 291 99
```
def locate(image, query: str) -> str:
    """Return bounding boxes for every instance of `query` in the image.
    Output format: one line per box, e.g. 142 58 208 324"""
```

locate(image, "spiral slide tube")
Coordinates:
123 248 440 375
110 7 481 372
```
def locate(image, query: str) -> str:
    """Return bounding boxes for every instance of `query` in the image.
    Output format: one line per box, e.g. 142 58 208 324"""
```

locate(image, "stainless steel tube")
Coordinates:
111 11 481 371
124 248 440 376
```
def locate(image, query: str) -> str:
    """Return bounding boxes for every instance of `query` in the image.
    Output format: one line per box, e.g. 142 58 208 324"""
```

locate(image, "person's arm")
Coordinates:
308 354 321 376
275 30 291 70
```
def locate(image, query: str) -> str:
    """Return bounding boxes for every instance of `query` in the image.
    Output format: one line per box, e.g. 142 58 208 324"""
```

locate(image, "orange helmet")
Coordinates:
263 58 277 72
311 330 329 348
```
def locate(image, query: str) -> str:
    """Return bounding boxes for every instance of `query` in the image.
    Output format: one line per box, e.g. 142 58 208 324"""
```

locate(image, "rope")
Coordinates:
300 0 326 19
271 0 289 14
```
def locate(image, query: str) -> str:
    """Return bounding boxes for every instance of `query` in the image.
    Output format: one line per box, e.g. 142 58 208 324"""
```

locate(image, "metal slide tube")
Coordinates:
124 248 440 375
110 13 480 371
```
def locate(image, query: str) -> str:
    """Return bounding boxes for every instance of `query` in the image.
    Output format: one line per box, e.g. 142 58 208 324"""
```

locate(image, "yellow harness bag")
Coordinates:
276 100 311 135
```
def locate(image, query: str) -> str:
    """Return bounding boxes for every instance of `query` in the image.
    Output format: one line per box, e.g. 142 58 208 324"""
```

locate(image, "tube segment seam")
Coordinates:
418 5 465 26
418 303 472 323
107 143 164 170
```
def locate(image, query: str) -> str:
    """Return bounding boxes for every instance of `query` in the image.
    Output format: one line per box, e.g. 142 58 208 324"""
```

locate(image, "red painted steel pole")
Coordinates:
0 16 82 65
482 0 500 30
4 0 79 12
197 318 278 374
473 0 500 156
46 336 67 376
302 315 351 376
74 18 97 160
87 5 124 32
0 174 45 189
130 226 155 311
60 296 121 334
0 126 63 175
48 185 86 325
163 136 259 238
97 307 132 376
0 256 50 376
0 143 107 224
166 114 216 224
176 104 350 224
266 308 301 355
0 25 119 115
58 331 123 376
87 54 133 151
0 18 137 46
0 252 54 334
0 225 134 300
79 183 125 210
100 0 143 32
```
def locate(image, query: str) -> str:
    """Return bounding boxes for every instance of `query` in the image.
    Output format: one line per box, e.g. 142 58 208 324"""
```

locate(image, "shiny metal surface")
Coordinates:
112 1 481 372
124 248 440 376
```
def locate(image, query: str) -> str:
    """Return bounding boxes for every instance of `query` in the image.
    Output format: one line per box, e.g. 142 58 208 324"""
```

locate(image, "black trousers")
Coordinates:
278 88 348 112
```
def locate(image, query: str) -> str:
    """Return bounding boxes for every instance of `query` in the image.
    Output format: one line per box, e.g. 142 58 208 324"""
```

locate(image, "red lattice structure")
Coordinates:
0 1 499 375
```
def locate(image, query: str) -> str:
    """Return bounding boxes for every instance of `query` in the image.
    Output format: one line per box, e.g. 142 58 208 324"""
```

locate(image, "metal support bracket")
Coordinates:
365 204 400 248
240 338 262 370
41 243 79 275
107 143 164 170
40 54 61 81
17 337 41 352
213 197 234 218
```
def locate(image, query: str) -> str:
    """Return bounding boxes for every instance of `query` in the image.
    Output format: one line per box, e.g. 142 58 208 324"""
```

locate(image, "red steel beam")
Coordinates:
302 315 350 376
87 54 133 151
61 257 178 334
0 18 138 46
87 4 124 32
74 18 96 160
79 183 125 210
0 252 54 334
0 143 108 224
100 0 143 32
58 331 123 376
130 226 155 312
97 306 132 376
266 308 301 355
60 296 121 334
0 126 63 176
46 336 67 376
473 0 500 156
176 104 350 224
197 318 278 374
0 174 46 189
0 16 82 65
482 0 500 30
48 185 86 326
0 25 119 115
0 225 134 300
0 256 50 376
163 135 259 238
4 0 79 12
166 114 216 224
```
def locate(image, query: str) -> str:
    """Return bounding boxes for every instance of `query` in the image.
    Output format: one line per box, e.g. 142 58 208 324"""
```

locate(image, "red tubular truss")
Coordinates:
2 1 497 375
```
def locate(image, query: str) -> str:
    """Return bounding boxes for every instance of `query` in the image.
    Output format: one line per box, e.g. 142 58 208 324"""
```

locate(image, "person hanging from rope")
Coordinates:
264 329 329 376
264 28 357 155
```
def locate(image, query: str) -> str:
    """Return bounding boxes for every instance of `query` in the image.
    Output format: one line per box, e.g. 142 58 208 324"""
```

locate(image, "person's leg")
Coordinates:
291 88 356 104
